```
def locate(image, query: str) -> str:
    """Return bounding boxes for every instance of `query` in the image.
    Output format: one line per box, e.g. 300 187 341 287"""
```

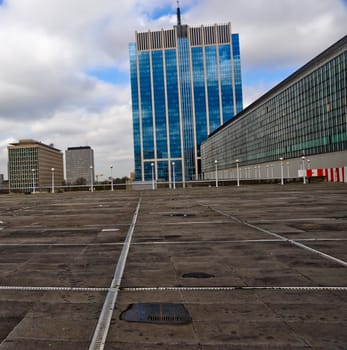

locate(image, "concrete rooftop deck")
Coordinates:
0 183 346 349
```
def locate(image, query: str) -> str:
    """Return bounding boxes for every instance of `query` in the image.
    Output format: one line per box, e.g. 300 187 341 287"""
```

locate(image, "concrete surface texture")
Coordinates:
0 183 346 349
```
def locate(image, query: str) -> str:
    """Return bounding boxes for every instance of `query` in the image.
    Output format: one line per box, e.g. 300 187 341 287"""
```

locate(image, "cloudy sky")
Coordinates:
0 0 346 179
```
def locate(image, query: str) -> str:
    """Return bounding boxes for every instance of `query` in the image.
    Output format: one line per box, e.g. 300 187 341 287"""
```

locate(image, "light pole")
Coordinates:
110 165 114 191
286 161 290 178
280 157 284 185
51 167 55 193
32 168 35 193
151 163 155 190
172 162 176 190
307 159 311 169
301 156 306 184
214 160 218 188
236 159 240 187
90 165 94 192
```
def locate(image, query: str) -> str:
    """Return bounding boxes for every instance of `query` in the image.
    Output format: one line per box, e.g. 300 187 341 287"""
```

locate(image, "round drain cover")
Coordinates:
182 272 215 279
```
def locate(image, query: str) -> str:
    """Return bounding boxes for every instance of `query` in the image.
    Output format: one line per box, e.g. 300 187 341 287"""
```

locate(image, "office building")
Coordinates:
8 139 64 192
129 4 242 184
65 146 94 185
201 35 347 182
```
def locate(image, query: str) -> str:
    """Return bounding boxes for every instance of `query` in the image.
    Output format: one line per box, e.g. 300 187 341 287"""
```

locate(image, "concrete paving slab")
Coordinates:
0 184 346 349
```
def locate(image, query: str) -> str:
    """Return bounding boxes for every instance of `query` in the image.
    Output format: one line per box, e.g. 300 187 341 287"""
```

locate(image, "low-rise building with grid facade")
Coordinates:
8 139 64 192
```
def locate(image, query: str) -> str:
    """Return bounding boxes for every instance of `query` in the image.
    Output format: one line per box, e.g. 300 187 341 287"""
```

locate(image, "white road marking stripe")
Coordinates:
0 238 345 248
0 286 108 292
201 203 347 268
0 285 345 293
122 286 347 292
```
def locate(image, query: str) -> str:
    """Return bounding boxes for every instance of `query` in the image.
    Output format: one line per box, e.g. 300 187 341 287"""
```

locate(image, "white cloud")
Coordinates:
0 0 346 179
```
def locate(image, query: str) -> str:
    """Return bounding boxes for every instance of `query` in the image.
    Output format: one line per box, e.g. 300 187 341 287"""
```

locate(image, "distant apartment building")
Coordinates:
65 146 94 185
8 139 64 192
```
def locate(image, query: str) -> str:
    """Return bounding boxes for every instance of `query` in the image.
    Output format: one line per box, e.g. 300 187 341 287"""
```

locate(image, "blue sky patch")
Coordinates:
149 4 174 20
87 67 129 85
243 66 298 87
0 0 4 6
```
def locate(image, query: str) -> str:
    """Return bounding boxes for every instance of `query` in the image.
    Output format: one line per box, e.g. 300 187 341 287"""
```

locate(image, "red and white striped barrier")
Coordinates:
306 167 347 183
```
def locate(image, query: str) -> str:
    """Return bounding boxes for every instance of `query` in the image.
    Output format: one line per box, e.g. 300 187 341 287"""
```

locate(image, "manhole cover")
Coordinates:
120 303 191 324
182 272 215 279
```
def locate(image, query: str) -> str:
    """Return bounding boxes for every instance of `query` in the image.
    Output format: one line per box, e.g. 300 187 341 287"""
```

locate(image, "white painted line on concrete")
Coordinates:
89 197 141 350
246 222 347 268
2 285 346 293
132 239 283 245
122 286 347 292
201 203 347 268
0 239 345 248
0 286 108 292
0 243 124 246
101 228 120 232
252 218 339 222
165 221 231 225
297 238 347 242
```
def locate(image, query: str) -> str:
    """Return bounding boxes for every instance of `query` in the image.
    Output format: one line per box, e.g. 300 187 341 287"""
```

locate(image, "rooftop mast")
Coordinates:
177 0 182 26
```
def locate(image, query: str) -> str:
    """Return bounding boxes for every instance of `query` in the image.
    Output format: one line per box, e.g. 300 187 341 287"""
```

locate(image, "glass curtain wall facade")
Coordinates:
201 36 347 177
129 23 242 184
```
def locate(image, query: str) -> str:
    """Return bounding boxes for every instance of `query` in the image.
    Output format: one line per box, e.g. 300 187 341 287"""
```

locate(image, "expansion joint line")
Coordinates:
199 203 347 268
88 197 142 350
121 286 347 292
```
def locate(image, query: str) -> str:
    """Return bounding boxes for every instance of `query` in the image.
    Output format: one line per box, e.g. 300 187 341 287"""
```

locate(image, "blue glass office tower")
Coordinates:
129 9 242 185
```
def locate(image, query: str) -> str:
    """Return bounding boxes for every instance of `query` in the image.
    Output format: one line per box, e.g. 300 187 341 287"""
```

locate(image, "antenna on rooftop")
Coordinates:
177 0 182 26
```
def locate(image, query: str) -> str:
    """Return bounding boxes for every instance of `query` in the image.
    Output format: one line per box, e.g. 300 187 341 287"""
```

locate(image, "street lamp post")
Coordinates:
280 157 284 185
236 159 240 187
90 165 94 192
151 163 155 190
301 156 306 184
286 161 290 178
51 167 55 193
214 160 218 188
110 165 114 191
32 168 35 193
172 162 176 190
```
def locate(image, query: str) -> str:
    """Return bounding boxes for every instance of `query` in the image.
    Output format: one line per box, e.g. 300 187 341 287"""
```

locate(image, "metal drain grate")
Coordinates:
182 272 215 279
120 303 191 324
